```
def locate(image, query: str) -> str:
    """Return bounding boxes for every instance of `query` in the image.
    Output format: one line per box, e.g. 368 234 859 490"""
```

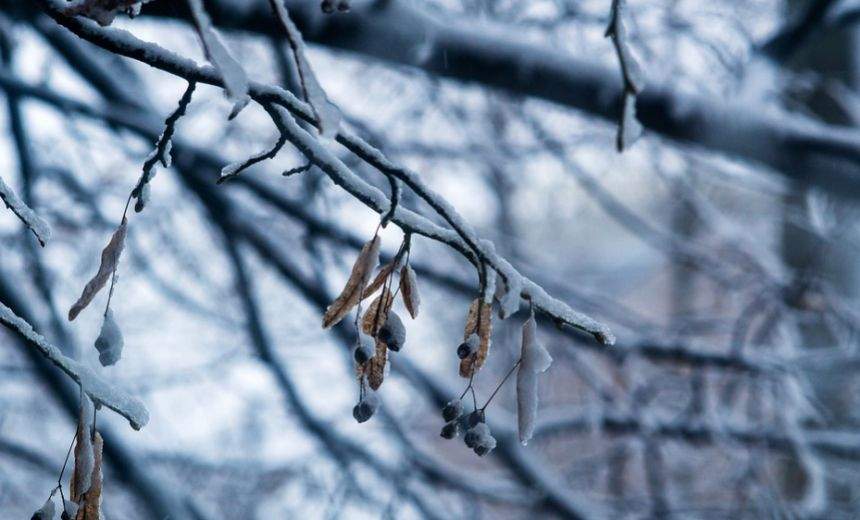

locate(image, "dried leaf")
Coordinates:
31 496 55 520
71 396 95 498
459 298 492 377
400 264 421 319
94 309 123 366
366 338 388 390
68 219 128 321
361 261 395 301
361 289 394 336
74 432 103 520
517 313 552 445
322 236 380 328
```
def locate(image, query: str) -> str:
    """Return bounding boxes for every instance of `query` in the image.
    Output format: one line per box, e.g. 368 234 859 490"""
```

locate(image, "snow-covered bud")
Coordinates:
379 311 406 352
467 409 484 428
353 332 375 364
474 433 497 456
457 333 479 359
466 422 495 456
463 428 479 448
95 309 123 366
352 391 379 423
31 496 54 520
442 399 463 422
440 421 459 439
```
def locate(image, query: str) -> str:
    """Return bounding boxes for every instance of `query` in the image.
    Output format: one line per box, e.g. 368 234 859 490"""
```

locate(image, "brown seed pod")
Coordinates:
362 289 394 336
361 261 395 301
68 218 128 321
366 338 388 390
399 263 421 319
458 298 492 377
322 236 380 329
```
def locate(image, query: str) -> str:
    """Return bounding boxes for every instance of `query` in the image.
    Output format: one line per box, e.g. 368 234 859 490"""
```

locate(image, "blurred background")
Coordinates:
2 0 860 518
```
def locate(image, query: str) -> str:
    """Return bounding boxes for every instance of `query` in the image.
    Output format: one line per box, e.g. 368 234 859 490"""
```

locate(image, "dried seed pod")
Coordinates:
362 289 394 336
399 263 421 319
322 235 380 329
68 218 128 321
440 421 459 439
320 0 335 13
380 311 405 352
366 338 388 390
442 399 463 422
517 312 553 445
362 262 395 301
459 299 492 377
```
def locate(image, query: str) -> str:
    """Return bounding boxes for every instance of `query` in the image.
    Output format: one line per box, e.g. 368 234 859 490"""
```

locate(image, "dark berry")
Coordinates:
464 429 479 448
442 399 463 422
467 410 484 427
352 401 374 423
354 345 370 364
321 0 335 13
440 421 458 439
474 444 489 456
336 0 350 11
457 342 470 359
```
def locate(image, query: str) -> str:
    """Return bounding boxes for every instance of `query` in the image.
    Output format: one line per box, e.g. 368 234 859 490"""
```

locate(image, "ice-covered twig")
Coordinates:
186 0 248 118
0 174 51 246
37 1 614 344
0 302 149 430
267 0 342 137
605 0 644 151
131 80 196 211
217 106 288 183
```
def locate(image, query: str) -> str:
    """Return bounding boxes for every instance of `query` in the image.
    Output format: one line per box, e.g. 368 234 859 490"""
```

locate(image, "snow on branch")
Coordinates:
0 173 51 246
41 0 614 344
186 0 249 118
0 302 149 430
605 0 644 151
267 0 342 138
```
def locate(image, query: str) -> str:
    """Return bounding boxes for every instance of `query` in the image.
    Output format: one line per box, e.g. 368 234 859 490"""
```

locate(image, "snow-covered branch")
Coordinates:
39 0 614 344
0 302 148 430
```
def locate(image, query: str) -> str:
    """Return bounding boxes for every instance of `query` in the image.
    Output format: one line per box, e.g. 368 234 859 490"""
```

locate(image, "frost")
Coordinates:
483 267 496 305
0 174 51 246
74 395 96 496
188 0 249 118
498 273 522 319
0 301 148 429
95 309 124 366
381 310 406 351
269 0 342 137
618 92 643 151
606 0 645 151
517 313 552 445
32 496 55 520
